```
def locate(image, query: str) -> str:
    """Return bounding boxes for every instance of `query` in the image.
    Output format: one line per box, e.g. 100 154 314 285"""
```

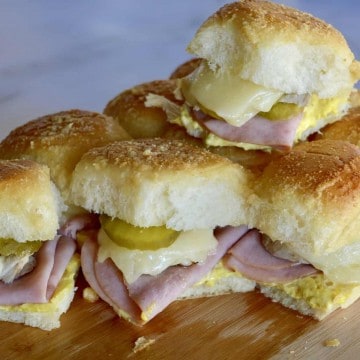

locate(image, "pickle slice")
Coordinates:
259 102 302 121
100 215 179 250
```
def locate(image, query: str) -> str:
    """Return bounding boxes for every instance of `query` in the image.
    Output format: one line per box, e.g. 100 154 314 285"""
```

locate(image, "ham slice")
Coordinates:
59 213 100 239
46 236 77 299
225 255 318 283
194 111 303 150
81 233 142 323
127 225 248 321
229 229 295 270
224 229 318 283
81 225 248 324
0 236 76 305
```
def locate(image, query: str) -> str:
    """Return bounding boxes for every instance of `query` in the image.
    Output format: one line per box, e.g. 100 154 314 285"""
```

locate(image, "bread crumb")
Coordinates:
289 350 295 354
83 287 99 302
323 338 340 347
133 336 155 353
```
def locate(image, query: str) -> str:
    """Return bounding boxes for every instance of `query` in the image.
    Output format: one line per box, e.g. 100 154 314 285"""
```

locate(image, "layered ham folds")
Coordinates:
0 236 76 305
145 93 305 150
224 229 318 283
80 223 319 325
0 213 98 307
193 110 304 150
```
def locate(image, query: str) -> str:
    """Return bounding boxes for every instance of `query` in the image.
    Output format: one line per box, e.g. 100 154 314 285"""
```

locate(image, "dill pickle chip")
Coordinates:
100 215 179 250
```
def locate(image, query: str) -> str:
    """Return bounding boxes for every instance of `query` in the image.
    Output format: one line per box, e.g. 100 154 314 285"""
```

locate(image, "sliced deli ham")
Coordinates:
0 236 76 305
229 229 296 270
81 233 142 323
46 236 77 299
194 110 303 149
127 225 249 322
81 225 248 324
225 255 318 283
224 229 319 283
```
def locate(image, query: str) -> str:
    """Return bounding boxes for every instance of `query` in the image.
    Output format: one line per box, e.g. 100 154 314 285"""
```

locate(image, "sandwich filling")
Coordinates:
146 66 350 150
97 215 218 284
223 228 360 318
0 235 76 306
81 222 257 325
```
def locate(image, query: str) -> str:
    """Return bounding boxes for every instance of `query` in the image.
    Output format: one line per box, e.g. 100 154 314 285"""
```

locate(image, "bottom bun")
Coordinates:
259 274 360 320
179 262 256 299
0 255 80 331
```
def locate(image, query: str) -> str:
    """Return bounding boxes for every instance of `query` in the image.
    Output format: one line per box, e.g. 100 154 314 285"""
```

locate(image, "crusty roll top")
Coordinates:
70 139 251 230
187 0 359 97
248 140 360 254
0 160 60 242
0 109 130 202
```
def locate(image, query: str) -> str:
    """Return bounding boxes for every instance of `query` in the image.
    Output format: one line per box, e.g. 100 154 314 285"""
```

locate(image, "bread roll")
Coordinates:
0 109 130 204
70 138 251 230
0 159 61 242
249 140 360 255
260 280 360 320
188 0 360 97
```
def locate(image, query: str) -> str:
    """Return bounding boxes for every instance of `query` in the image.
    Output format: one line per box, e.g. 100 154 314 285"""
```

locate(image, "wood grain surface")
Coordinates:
2 272 360 360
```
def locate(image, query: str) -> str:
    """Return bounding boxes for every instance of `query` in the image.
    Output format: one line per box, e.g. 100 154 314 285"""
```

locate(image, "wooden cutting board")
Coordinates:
2 272 360 360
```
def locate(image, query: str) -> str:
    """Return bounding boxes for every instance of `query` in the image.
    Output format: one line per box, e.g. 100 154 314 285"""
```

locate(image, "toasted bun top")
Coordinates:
104 80 183 139
248 140 360 254
0 109 130 203
0 160 60 242
187 0 359 97
70 138 251 230
314 106 360 146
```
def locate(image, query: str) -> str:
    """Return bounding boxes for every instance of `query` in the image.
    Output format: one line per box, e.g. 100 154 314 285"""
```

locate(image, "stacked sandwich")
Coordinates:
0 159 79 330
100 0 360 322
1 0 360 331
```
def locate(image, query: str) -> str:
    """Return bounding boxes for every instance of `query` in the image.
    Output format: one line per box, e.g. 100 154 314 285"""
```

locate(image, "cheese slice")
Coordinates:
182 63 283 126
97 228 218 284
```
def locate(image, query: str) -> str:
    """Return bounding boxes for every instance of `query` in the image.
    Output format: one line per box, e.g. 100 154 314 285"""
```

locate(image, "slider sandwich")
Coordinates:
224 140 360 319
147 0 360 151
69 138 256 325
0 159 79 330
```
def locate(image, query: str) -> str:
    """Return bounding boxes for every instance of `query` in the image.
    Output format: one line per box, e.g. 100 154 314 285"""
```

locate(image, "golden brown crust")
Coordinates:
314 106 360 147
169 58 202 79
250 139 360 254
262 140 360 201
103 80 183 139
0 159 46 186
0 109 130 200
81 138 234 172
0 109 128 151
71 138 250 229
0 159 60 242
196 0 348 49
